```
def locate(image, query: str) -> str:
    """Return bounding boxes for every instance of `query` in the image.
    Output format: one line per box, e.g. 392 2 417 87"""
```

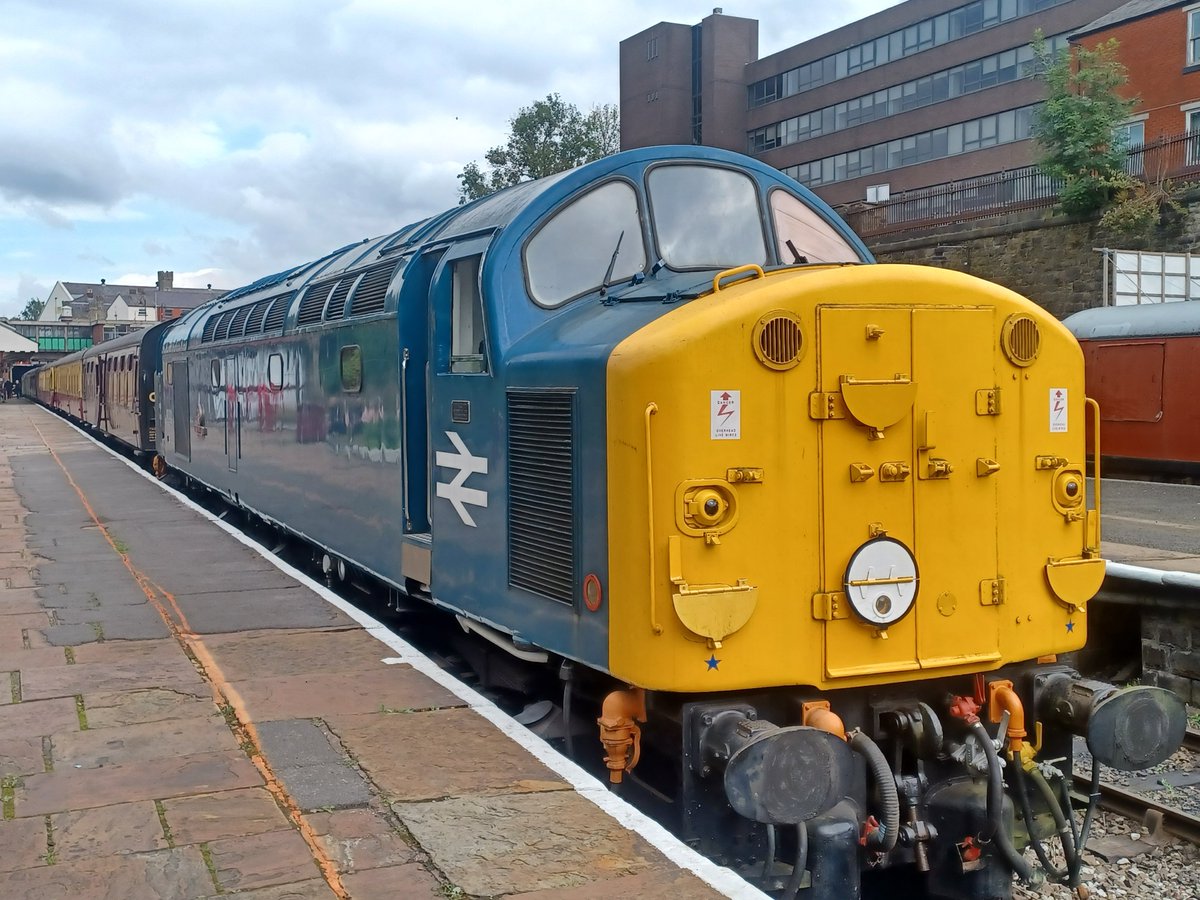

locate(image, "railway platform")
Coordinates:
0 400 754 900
1100 477 1200 575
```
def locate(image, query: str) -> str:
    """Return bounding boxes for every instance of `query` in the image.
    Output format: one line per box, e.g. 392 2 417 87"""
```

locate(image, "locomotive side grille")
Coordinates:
296 281 335 327
325 277 355 321
214 310 236 341
1002 313 1041 367
200 315 220 343
245 298 271 334
507 390 576 605
349 261 398 317
754 312 804 370
262 292 293 331
229 304 253 338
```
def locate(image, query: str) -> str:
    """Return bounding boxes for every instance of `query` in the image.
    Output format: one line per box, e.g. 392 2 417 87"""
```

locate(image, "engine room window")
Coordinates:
647 165 767 269
267 354 283 391
340 345 363 393
770 190 863 265
210 359 222 388
451 256 488 374
524 181 646 307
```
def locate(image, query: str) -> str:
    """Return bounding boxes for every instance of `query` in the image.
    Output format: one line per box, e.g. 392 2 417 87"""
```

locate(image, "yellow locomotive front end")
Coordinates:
606 263 1103 693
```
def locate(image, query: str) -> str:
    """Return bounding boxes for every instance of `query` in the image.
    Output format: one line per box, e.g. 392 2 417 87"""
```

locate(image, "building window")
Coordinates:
647 37 659 60
783 105 1037 188
1189 7 1200 66
746 0 1070 108
1188 108 1200 163
747 35 1065 156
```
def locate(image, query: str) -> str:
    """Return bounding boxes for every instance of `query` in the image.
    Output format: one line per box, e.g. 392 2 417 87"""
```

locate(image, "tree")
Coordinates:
19 298 45 320
458 94 620 203
1031 35 1137 217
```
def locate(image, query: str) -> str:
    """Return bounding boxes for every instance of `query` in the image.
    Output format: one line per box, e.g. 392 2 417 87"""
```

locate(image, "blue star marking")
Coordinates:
706 654 721 671
1066 620 1075 633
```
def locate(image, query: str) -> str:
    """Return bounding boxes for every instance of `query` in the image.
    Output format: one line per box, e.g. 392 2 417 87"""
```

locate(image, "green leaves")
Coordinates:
457 93 620 203
19 297 45 319
1031 35 1137 216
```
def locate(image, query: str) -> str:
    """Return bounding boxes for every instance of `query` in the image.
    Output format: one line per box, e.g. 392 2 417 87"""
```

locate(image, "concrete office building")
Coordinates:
620 0 1127 206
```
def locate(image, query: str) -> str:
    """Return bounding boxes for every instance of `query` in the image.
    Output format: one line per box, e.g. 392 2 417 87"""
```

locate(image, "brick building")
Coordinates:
1073 0 1200 146
621 0 1127 206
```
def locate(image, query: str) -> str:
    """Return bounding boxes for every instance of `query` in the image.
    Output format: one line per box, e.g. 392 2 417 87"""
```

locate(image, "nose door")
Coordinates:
816 305 1001 680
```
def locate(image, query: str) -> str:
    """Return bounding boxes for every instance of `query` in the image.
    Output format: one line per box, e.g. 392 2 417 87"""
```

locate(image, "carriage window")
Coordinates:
340 346 362 392
451 256 487 374
166 362 173 386
210 359 222 388
524 180 646 307
647 165 767 269
267 354 283 391
770 190 864 265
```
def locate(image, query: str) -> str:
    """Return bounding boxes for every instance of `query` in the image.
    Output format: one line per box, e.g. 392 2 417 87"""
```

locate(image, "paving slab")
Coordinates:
200 880 337 900
230 669 462 722
50 715 237 768
50 800 169 861
203 627 397 680
20 656 205 700
16 750 264 816
0 816 49 872
162 787 291 844
307 808 418 873
0 847 214 900
0 696 82 738
83 685 214 729
207 828 321 892
330 709 569 802
396 791 694 897
0 734 47 775
340 864 444 899
171 587 355 634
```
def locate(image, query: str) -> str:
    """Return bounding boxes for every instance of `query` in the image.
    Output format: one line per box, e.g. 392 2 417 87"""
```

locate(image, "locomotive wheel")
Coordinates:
151 455 167 480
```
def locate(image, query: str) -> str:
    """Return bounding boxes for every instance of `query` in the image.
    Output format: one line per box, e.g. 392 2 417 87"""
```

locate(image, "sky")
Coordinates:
0 0 898 318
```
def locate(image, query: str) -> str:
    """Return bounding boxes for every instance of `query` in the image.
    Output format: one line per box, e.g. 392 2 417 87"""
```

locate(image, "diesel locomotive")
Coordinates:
27 146 1186 899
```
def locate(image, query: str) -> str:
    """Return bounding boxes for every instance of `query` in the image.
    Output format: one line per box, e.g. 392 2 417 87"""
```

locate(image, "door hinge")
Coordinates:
980 578 1006 606
808 392 846 420
976 388 1002 415
813 591 850 620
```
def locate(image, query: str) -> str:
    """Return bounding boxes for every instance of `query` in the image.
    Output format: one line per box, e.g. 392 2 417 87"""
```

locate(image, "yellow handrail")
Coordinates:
1087 396 1102 552
711 264 765 293
644 402 663 635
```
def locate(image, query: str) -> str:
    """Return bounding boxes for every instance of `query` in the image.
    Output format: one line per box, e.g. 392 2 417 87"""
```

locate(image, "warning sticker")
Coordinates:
711 390 740 440
1049 388 1068 433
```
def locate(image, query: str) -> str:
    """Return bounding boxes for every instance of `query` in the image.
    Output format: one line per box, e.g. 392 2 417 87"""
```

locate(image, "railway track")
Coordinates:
1075 727 1200 846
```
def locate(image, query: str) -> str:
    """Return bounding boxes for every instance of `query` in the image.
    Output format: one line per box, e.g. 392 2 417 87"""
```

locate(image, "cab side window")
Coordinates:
451 255 487 374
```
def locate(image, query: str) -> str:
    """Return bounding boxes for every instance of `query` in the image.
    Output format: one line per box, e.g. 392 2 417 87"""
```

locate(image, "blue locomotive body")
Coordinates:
156 146 871 672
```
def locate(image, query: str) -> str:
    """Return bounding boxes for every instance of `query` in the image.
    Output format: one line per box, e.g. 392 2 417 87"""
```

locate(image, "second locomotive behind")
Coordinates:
26 146 1187 899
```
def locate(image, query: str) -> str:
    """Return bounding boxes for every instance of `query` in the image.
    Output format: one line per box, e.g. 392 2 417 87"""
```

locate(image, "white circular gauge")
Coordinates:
843 537 919 627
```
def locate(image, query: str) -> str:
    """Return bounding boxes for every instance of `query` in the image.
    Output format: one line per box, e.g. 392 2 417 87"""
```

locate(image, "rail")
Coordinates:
1071 728 1200 846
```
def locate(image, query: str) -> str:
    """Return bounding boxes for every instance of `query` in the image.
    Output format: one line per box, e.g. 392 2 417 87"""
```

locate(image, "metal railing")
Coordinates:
838 130 1200 238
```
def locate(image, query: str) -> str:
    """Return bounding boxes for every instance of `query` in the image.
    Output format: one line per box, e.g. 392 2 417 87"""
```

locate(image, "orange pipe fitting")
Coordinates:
948 695 981 725
987 679 1027 751
597 688 647 784
802 700 847 740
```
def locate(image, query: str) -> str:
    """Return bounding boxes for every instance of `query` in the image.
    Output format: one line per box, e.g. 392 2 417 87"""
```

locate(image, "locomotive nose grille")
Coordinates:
1002 314 1041 366
753 312 804 370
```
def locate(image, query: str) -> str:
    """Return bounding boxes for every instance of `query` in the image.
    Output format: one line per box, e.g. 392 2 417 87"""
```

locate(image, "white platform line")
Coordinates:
34 406 767 900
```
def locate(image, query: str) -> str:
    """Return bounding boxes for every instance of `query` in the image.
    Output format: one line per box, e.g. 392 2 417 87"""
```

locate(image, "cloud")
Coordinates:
0 0 897 316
